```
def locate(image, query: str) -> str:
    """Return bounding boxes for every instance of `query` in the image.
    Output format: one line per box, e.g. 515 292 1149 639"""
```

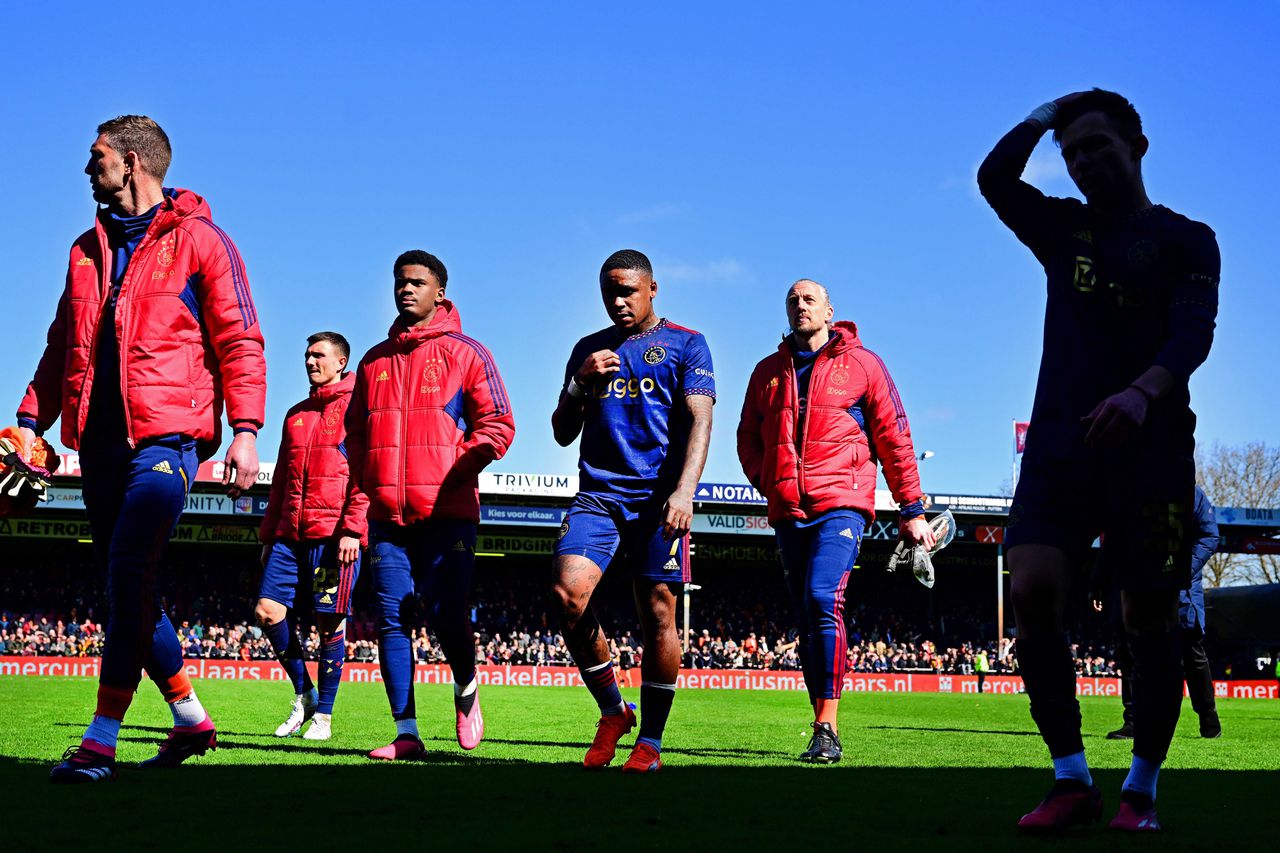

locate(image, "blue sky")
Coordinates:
2 3 1276 495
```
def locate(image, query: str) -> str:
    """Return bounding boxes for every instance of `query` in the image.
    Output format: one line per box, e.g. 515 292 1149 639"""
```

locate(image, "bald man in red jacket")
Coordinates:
738 279 933 764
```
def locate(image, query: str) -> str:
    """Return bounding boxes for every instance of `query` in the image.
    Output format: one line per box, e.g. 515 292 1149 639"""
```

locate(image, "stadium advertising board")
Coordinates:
694 482 767 505
480 505 565 527
53 455 276 486
0 518 258 545
35 487 265 517
926 494 1013 514
2 657 1274 699
1216 506 1280 528
476 534 555 556
480 472 577 498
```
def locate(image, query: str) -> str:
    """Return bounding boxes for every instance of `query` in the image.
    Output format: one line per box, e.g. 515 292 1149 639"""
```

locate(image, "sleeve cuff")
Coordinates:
898 499 926 520
16 416 38 433
232 425 258 436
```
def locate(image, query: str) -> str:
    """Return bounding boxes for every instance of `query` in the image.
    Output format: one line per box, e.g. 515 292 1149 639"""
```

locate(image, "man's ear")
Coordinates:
1131 133 1149 161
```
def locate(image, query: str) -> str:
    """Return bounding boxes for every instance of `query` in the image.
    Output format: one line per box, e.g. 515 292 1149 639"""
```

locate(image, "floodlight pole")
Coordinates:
683 587 690 654
997 541 1005 665
682 583 702 654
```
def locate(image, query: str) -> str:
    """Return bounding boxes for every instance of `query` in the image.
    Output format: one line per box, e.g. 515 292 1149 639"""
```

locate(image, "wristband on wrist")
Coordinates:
566 377 587 399
1127 384 1155 405
1025 101 1058 130
899 499 926 521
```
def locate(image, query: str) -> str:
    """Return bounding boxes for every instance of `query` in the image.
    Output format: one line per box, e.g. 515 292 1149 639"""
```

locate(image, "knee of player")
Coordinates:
1009 570 1057 609
642 587 679 626
1121 592 1179 636
254 601 284 626
551 583 587 622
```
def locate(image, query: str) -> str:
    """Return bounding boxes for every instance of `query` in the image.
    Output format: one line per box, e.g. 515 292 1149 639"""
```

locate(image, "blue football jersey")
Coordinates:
563 318 715 512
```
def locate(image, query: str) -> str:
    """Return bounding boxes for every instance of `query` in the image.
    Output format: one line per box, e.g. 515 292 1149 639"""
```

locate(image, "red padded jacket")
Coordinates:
18 189 265 459
342 302 514 527
737 322 924 524
260 373 368 545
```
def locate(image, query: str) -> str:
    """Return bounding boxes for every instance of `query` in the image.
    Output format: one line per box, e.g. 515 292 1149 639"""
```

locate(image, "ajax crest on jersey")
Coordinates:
643 345 667 365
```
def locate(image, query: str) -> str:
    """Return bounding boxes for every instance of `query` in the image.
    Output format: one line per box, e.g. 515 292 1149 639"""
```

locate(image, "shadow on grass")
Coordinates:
868 724 1043 737
3 756 1274 852
467 735 790 760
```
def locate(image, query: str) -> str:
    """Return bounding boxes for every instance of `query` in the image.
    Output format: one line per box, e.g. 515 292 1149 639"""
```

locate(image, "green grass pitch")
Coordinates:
1 677 1276 850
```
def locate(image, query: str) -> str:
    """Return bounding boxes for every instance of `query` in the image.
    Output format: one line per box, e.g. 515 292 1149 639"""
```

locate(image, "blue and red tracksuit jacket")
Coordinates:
343 300 515 527
737 321 924 524
261 372 368 546
18 188 265 459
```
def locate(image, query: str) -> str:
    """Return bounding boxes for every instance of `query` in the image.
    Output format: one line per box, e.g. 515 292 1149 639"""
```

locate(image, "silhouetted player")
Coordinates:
979 90 1220 833
1099 486 1221 741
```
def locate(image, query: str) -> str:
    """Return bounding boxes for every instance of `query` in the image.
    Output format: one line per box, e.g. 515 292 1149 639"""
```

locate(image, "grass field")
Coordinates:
1 678 1277 850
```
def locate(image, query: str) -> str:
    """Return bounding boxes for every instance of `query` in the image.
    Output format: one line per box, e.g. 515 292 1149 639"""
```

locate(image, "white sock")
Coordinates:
84 715 122 749
170 691 207 728
1052 750 1093 786
455 677 478 697
395 718 419 739
312 712 332 724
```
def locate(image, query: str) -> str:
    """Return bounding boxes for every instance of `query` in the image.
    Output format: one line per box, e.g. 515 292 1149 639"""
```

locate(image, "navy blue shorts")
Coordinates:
259 538 361 616
553 494 690 584
1007 440 1194 593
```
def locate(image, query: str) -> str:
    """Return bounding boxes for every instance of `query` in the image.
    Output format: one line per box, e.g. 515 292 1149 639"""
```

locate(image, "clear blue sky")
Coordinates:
3 3 1276 495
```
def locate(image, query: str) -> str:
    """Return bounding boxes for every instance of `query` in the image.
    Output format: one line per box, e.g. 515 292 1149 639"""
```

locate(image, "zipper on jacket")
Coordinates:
77 225 115 443
115 226 161 450
298 400 324 539
399 349 414 523
795 346 834 504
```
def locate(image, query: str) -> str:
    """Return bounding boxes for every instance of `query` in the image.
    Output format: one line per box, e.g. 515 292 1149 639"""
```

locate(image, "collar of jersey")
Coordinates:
616 317 667 343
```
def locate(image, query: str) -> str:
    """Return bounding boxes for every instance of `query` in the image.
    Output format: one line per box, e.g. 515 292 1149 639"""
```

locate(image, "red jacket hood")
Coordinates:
387 299 462 346
95 187 212 238
309 371 356 402
776 320 861 357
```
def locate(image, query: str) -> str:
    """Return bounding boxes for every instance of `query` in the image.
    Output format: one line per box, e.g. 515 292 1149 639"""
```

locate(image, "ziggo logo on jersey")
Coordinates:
596 376 659 399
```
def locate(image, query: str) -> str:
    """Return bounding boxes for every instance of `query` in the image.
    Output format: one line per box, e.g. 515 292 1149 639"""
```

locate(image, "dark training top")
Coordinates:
85 202 161 441
978 121 1220 457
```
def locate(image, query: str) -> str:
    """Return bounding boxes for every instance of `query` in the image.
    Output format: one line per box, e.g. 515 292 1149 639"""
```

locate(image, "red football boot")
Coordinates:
582 704 636 769
1109 793 1162 832
1017 780 1103 832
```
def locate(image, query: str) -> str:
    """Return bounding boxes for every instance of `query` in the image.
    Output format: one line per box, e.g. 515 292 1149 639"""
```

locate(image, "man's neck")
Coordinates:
623 314 660 336
403 307 438 328
791 325 830 353
1092 180 1153 219
108 183 165 217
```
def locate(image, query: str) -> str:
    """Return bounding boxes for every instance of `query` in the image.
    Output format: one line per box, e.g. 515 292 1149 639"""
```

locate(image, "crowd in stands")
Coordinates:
1 554 1127 677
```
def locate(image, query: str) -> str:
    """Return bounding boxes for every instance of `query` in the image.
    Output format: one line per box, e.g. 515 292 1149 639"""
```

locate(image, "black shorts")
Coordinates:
1006 425 1195 593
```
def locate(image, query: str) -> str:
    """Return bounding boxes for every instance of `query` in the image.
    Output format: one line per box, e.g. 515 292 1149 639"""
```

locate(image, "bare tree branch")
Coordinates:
1196 441 1280 587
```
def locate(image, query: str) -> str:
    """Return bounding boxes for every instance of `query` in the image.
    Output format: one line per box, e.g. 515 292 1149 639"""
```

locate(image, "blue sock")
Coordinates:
581 660 625 714
1052 750 1093 786
263 617 312 695
317 631 345 715
1122 755 1161 800
379 628 415 720
638 681 676 748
